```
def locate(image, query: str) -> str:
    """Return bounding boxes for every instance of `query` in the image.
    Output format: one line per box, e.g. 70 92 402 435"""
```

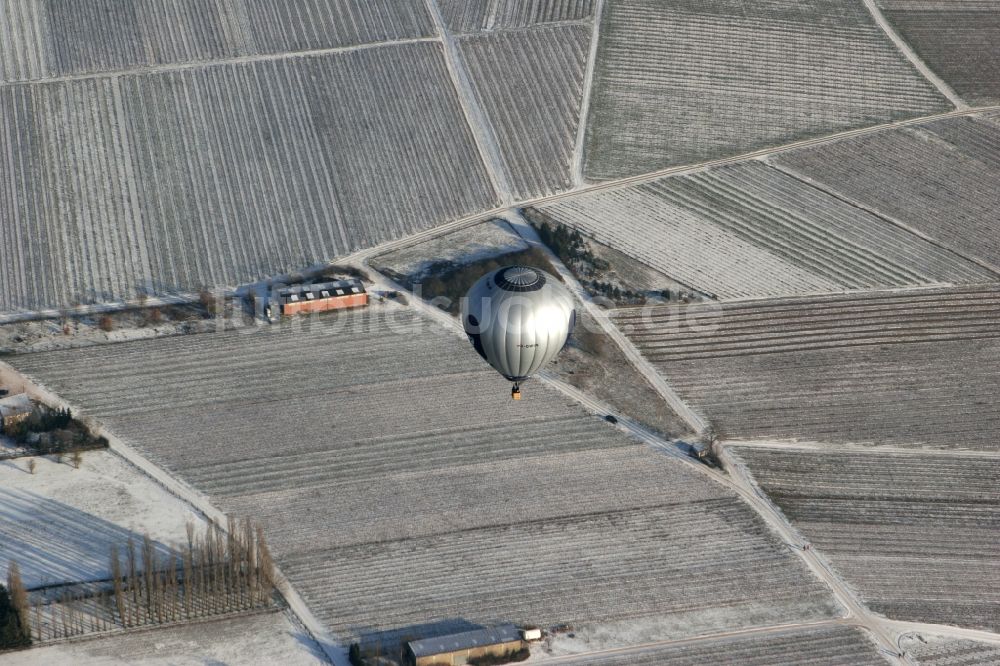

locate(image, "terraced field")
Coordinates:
732 446 1000 631
9 306 839 647
458 23 590 198
0 42 497 312
561 625 885 665
533 161 992 299
774 116 1000 270
614 286 1000 448
909 637 1000 666
0 0 434 81
582 0 949 180
438 0 594 33
877 0 1000 105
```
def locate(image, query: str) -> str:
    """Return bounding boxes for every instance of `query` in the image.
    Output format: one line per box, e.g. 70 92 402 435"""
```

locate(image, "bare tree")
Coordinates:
7 560 31 642
110 546 126 626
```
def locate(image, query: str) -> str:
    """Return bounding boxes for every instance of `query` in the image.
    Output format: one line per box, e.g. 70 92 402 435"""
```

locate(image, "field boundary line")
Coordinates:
0 361 347 666
726 439 1000 459
610 281 1000 312
423 0 514 203
764 161 1000 278
571 0 604 187
860 0 968 110
0 37 440 87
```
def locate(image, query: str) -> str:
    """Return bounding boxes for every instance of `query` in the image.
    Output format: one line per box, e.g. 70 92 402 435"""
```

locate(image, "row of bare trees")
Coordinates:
108 518 275 629
7 518 276 645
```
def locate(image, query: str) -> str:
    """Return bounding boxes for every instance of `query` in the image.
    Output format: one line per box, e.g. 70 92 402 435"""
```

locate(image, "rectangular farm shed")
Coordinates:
276 279 367 316
405 624 525 666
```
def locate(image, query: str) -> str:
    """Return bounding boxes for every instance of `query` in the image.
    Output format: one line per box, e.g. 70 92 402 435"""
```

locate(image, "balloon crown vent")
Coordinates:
495 266 546 292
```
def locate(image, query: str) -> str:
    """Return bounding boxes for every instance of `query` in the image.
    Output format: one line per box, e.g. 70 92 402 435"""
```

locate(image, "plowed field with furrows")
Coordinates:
282 499 838 646
615 288 1000 448
582 0 949 180
9 306 839 647
213 445 725 553
733 446 1000 631
614 286 1000 361
458 23 589 198
534 188 841 300
878 0 1000 104
438 0 594 34
909 638 1000 666
774 119 1000 270
0 0 434 82
920 115 1000 170
534 160 991 300
562 625 885 665
0 77 149 311
0 43 496 312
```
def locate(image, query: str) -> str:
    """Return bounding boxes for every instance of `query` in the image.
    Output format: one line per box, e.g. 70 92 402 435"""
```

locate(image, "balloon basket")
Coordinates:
511 385 522 400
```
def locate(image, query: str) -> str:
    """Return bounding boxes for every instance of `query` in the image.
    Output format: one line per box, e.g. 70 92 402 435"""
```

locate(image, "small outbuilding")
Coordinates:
404 624 525 666
0 393 33 432
276 279 367 316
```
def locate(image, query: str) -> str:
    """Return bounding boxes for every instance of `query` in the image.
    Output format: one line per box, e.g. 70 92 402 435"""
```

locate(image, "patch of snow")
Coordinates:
0 610 328 665
373 219 528 278
0 451 206 588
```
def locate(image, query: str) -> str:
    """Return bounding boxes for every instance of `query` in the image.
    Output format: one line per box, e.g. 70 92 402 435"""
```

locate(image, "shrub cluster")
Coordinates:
3 405 108 456
468 647 530 665
585 280 645 305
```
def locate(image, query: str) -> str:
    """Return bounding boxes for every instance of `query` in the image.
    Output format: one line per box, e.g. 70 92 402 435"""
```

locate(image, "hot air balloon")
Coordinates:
462 265 576 399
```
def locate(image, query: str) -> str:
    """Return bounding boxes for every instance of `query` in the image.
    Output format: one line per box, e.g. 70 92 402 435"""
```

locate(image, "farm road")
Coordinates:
860 0 967 109
571 0 605 187
424 0 515 203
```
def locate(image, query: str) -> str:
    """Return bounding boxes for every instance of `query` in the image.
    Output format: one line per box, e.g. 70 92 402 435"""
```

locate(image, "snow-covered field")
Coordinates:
0 0 434 81
438 0 594 34
0 41 497 314
731 444 1000 632
877 0 1000 105
0 450 204 589
905 634 1000 666
616 286 1000 449
372 219 528 279
542 624 884 665
9 307 839 649
1 610 326 665
458 23 591 198
582 0 949 179
774 115 1000 270
535 159 992 300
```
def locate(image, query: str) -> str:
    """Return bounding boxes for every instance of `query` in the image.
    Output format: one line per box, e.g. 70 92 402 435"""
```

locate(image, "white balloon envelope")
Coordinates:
462 265 576 399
